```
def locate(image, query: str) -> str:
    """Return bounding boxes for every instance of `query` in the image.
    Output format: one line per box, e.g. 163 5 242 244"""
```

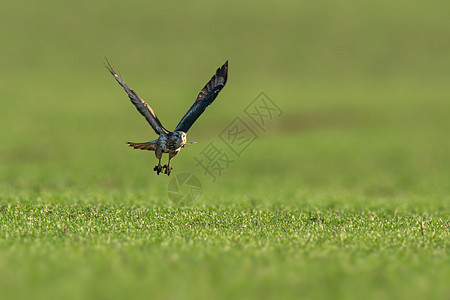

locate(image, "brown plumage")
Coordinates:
106 60 228 175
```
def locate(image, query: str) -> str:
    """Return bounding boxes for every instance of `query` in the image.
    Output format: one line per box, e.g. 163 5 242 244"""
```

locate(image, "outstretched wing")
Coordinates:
174 60 228 133
105 60 169 135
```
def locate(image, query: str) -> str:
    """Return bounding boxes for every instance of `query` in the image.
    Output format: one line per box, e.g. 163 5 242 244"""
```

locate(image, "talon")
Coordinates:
154 165 163 175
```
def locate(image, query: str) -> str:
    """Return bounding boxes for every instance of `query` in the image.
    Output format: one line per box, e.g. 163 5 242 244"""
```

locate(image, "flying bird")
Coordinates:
106 60 228 176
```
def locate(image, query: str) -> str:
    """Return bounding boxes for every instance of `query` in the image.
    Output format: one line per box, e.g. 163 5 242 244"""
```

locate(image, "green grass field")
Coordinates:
1 1 449 299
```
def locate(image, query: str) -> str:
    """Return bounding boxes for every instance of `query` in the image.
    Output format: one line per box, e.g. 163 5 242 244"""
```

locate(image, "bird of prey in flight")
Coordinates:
106 60 228 176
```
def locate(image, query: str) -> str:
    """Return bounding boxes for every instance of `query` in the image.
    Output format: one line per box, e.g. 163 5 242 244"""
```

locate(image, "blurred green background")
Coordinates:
1 0 450 199
0 0 449 299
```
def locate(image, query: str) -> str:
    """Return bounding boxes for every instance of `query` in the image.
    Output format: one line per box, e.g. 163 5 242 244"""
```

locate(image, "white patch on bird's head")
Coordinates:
173 131 187 148
174 131 186 142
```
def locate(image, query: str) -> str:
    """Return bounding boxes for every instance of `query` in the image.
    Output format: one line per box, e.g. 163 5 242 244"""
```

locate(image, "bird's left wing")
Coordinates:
105 60 169 135
174 60 228 133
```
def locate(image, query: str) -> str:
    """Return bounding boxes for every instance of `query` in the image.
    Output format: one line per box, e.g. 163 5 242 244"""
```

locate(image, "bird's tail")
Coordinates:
127 141 157 151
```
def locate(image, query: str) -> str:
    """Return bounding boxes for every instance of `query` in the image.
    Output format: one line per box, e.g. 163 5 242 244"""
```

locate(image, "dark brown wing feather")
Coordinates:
105 60 169 135
175 60 228 133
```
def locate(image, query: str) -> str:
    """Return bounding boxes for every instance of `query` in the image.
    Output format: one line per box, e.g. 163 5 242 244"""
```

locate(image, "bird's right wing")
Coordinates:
106 60 169 135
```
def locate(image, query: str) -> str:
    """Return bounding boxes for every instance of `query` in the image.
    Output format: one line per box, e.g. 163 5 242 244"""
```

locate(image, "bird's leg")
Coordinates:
165 163 173 176
164 162 173 176
164 152 176 176
153 157 163 175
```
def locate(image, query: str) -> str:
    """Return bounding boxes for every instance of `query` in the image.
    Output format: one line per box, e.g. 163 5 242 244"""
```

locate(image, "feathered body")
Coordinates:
106 60 228 175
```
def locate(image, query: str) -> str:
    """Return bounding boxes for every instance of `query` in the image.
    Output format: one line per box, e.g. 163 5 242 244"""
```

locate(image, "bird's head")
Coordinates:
174 131 187 147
